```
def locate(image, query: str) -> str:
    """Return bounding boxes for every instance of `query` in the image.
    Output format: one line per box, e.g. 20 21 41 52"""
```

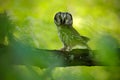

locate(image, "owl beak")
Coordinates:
61 14 66 23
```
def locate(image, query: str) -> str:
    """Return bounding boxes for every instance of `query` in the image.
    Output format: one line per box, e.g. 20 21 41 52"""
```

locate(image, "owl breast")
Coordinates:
58 27 88 50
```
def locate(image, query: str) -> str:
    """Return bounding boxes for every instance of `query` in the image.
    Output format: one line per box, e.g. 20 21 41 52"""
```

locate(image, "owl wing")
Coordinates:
71 27 90 43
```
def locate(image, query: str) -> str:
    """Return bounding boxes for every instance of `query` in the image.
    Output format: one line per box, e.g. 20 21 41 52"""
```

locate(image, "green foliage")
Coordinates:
95 34 119 66
0 0 120 49
0 0 120 80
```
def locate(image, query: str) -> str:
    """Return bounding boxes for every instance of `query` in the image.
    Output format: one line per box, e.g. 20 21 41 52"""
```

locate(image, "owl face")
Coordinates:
54 12 73 26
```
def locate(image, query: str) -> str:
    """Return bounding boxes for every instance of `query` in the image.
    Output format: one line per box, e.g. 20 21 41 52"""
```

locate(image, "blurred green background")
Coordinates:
0 0 120 49
0 0 120 80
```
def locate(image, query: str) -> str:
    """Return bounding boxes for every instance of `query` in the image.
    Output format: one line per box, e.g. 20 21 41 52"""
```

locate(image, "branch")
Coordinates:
48 49 95 66
0 44 95 68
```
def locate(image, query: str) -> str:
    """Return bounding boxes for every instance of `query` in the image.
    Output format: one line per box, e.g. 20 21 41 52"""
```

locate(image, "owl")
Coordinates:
54 12 90 51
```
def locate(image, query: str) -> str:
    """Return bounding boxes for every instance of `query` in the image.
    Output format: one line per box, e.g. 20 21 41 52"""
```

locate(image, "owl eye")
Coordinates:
54 12 73 26
65 13 73 25
66 13 72 20
54 12 62 25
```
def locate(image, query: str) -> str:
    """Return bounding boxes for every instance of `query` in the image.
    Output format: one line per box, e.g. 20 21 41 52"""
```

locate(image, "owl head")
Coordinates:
54 12 73 26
